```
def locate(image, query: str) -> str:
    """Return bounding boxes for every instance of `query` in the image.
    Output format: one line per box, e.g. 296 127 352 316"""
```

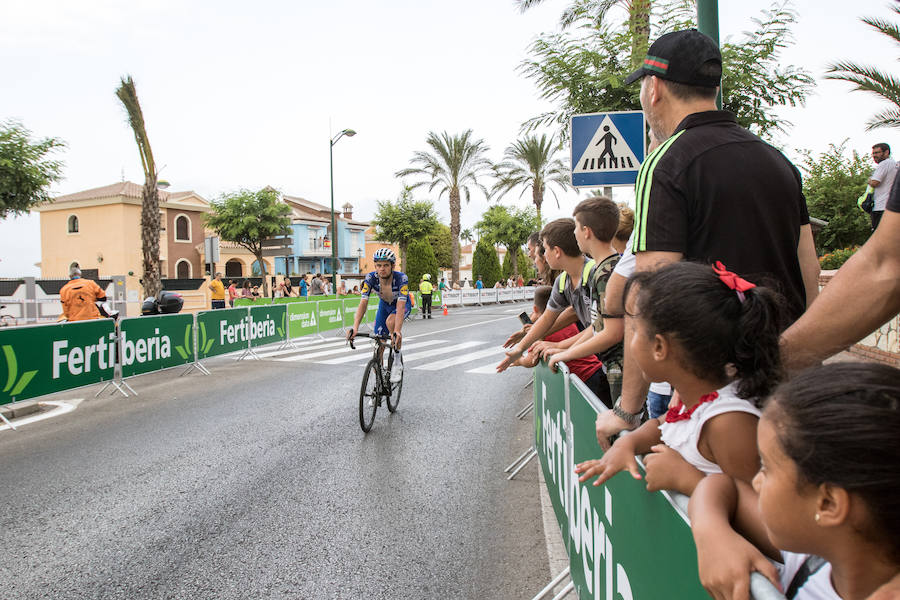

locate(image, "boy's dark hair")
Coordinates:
873 142 891 154
533 285 552 313
527 231 542 248
624 261 786 399
663 61 721 101
541 218 581 258
573 197 619 243
766 362 900 562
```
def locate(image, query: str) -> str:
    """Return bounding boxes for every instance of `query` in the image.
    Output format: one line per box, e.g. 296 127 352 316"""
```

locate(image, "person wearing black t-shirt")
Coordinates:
594 29 822 445
782 179 900 370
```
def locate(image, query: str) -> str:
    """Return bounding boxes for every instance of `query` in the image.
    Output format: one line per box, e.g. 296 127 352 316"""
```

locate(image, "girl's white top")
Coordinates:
658 383 760 475
778 553 838 600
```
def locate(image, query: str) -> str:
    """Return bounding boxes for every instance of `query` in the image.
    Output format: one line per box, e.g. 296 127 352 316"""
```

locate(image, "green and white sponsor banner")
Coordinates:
196 307 251 358
248 305 287 348
0 320 115 405
534 362 708 600
342 297 362 326
119 314 194 378
287 302 318 338
316 299 344 332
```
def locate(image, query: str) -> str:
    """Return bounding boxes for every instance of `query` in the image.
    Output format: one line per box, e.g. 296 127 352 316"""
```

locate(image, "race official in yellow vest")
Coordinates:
419 274 434 319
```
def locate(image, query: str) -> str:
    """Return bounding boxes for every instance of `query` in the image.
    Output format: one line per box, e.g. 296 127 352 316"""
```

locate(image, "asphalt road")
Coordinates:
0 303 548 599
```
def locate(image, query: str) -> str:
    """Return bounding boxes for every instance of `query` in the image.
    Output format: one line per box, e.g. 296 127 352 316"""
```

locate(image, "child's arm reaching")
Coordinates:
689 474 781 600
575 417 662 486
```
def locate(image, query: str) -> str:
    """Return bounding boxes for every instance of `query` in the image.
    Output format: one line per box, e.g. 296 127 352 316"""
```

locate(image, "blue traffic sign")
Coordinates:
570 111 646 187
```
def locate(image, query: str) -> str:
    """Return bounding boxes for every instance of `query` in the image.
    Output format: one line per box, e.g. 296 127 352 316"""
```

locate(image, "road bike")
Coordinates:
349 332 403 432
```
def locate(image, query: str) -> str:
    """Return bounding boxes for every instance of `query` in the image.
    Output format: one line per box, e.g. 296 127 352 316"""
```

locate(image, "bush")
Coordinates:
472 239 502 287
405 238 439 291
819 246 859 270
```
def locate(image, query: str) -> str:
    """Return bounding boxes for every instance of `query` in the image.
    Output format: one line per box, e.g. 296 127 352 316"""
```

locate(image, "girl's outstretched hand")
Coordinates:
694 526 780 600
644 444 705 495
575 442 641 486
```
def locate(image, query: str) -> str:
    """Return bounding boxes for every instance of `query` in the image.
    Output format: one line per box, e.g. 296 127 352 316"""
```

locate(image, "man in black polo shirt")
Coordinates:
596 29 821 444
782 180 900 369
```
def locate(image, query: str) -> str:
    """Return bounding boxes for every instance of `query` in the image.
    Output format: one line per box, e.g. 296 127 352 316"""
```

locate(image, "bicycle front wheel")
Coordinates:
359 359 379 432
386 350 403 413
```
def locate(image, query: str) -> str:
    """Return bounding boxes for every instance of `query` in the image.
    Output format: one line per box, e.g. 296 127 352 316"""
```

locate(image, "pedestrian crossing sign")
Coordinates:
570 110 646 187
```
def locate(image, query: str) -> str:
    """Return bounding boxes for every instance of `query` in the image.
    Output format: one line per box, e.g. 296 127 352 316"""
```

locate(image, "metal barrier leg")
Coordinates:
550 581 575 600
0 411 17 431
504 446 535 473
516 401 534 420
505 446 538 480
531 567 571 600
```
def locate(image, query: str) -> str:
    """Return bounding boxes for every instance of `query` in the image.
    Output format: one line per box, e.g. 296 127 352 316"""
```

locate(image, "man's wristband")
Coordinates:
611 397 642 427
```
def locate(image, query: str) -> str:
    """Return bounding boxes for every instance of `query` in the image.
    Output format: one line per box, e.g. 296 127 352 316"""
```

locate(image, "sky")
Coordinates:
1 0 897 277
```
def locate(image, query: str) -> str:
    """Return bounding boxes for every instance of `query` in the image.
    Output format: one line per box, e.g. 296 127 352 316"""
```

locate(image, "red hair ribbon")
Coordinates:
664 392 719 423
712 261 756 303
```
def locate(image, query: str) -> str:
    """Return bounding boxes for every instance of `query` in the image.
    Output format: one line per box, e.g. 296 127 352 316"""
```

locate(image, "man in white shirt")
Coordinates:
868 142 897 231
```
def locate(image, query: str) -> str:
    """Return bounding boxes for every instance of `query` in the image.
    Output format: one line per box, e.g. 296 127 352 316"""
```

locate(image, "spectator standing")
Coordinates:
227 279 237 307
299 274 308 297
310 273 325 296
868 142 896 231
516 275 524 287
438 278 447 292
475 276 484 290
595 28 820 444
60 266 107 321
281 276 294 297
208 272 226 309
241 279 252 298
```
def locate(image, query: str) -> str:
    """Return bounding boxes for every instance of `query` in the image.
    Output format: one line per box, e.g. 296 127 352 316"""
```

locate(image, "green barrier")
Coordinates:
248 305 287 348
288 302 318 338
316 299 344 332
364 297 379 324
119 314 194 378
196 307 250 359
342 297 361 327
535 363 708 600
0 320 116 405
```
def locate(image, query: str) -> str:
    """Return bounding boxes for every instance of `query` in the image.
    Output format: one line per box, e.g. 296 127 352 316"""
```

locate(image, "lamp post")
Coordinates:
329 128 356 291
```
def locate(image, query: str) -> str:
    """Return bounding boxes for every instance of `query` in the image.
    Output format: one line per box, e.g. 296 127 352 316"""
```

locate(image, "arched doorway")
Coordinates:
225 259 244 278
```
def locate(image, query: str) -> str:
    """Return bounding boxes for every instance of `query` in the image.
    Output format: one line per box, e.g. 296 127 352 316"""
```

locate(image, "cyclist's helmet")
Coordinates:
422 273 431 280
373 248 396 264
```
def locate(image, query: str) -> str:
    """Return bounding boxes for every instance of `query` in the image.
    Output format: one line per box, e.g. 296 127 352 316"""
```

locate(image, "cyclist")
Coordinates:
347 248 409 382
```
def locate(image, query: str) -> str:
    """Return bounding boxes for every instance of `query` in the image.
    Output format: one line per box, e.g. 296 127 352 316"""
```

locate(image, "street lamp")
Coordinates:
329 128 356 291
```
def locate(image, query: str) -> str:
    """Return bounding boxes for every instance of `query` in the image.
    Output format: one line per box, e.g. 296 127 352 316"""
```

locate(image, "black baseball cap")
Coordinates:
624 29 722 87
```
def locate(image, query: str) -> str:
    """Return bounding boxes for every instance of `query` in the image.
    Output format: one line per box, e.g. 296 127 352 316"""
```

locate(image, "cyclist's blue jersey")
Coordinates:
361 270 410 306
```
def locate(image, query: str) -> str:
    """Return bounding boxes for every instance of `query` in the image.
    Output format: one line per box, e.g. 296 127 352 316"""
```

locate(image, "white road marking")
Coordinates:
315 339 446 364
414 346 504 371
400 341 486 362
255 339 345 359
403 315 518 341
466 362 502 374
277 339 445 363
0 399 82 432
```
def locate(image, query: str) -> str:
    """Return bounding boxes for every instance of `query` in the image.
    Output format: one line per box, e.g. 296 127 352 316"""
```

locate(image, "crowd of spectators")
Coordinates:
495 29 900 600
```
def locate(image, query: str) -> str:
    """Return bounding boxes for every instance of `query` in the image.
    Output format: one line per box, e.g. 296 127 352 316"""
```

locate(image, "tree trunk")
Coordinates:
510 246 519 278
140 177 161 298
400 242 408 273
532 185 543 223
255 251 270 297
629 0 652 71
449 187 461 285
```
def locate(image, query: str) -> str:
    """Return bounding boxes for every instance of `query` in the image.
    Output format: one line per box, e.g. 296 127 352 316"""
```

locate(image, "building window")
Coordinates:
67 215 79 234
175 259 192 279
175 214 191 242
225 259 243 278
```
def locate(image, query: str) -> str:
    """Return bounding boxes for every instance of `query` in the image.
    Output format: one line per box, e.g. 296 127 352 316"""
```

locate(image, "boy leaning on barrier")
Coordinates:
509 286 609 400
497 208 621 408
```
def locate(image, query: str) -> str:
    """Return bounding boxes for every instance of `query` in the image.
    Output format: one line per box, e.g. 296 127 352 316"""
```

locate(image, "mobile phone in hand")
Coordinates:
518 312 532 325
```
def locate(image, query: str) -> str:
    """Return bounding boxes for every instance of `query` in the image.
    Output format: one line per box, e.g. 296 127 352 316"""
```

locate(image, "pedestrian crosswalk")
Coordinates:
257 337 505 374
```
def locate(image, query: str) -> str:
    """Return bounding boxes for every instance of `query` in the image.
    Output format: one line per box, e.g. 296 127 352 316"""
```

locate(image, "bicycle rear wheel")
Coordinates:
359 359 379 432
386 349 403 413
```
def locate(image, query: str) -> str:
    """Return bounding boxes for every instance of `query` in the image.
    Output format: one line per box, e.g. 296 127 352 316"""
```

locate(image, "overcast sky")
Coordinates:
1 0 896 277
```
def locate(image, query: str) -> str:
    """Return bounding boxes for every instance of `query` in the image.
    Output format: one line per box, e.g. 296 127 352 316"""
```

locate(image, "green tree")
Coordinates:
428 223 453 269
116 75 163 297
800 141 872 254
405 238 439 291
476 204 541 278
205 188 291 296
459 228 476 245
826 3 900 130
395 130 492 284
472 239 502 288
518 1 813 141
492 133 569 221
371 188 439 270
0 120 65 218
502 247 530 280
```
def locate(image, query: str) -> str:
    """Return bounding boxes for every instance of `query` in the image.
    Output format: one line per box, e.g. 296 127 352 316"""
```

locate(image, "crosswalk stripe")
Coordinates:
315 339 447 364
275 339 444 363
414 346 504 371
255 339 344 359
400 341 486 362
466 362 500 374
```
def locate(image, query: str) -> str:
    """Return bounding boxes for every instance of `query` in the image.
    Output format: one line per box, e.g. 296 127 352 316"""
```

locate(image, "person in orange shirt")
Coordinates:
60 267 107 321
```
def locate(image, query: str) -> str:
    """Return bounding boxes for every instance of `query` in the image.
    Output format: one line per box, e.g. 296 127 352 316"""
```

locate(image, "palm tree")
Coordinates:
116 76 161 297
826 4 900 130
492 134 569 222
395 130 491 284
